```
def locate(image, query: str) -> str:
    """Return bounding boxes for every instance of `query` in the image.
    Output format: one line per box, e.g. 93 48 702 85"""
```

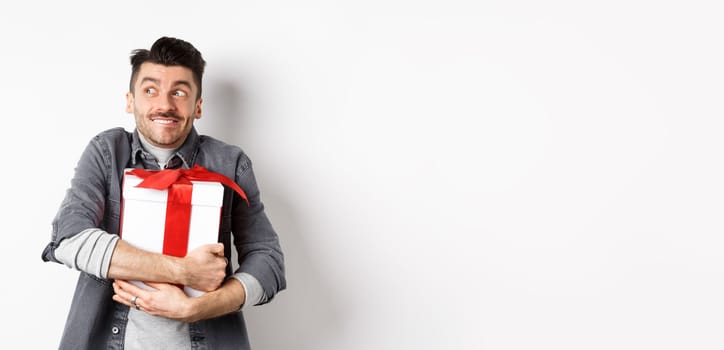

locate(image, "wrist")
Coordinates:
164 255 188 286
182 295 202 322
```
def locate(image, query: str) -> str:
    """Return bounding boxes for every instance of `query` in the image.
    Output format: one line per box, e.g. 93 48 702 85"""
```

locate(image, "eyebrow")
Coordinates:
139 77 193 90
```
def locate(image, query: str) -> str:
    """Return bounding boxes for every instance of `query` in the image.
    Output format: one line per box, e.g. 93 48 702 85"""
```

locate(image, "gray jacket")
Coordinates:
42 127 286 349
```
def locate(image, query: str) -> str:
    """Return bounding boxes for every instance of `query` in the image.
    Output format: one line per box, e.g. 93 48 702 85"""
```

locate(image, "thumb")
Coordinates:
211 242 225 255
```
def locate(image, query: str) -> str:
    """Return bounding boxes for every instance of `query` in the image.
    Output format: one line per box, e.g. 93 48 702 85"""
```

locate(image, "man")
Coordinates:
41 37 286 349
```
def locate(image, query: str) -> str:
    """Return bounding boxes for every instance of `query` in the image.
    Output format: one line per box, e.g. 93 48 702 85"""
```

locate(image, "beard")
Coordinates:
135 109 195 149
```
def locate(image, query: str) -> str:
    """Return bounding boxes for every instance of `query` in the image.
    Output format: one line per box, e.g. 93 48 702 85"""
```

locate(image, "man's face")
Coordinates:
126 62 202 149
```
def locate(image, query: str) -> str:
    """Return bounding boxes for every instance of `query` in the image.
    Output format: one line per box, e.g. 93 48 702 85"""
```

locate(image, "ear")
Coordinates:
125 92 134 113
194 98 203 119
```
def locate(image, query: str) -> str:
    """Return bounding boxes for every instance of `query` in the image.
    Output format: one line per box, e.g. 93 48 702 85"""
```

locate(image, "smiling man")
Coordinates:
128 61 201 149
42 37 286 350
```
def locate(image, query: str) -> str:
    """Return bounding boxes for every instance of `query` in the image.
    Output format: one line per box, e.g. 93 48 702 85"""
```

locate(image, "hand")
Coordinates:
181 243 228 292
112 279 199 322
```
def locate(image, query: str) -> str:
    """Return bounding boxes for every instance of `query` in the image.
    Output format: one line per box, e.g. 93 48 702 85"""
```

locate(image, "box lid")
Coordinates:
122 170 224 207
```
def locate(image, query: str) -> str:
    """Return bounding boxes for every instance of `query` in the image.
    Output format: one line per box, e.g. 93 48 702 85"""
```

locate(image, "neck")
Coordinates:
138 133 176 168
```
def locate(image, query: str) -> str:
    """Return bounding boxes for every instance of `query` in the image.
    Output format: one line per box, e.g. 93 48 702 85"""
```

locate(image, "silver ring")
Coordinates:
131 295 138 307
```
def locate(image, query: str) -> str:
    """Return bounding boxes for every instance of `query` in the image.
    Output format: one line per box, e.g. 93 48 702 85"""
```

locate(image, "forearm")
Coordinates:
107 239 185 284
108 240 227 292
184 278 246 323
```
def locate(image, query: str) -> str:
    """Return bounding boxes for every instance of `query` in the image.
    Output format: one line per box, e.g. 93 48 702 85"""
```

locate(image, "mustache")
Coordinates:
150 112 181 119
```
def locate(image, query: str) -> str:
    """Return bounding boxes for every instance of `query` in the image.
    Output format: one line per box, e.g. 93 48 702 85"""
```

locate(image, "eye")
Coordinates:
173 90 188 97
145 87 157 95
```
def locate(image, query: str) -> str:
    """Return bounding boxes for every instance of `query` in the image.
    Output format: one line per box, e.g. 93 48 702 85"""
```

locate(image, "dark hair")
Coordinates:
129 37 206 99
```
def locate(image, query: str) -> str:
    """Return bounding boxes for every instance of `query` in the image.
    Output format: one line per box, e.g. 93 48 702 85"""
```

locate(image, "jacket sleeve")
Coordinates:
231 154 286 304
42 132 120 264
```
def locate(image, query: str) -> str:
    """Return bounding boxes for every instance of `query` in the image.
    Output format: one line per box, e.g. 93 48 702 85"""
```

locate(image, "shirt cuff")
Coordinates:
54 228 119 279
231 272 265 310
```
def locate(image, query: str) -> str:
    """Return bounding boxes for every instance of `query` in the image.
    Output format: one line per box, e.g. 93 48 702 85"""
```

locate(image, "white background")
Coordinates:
2 1 724 349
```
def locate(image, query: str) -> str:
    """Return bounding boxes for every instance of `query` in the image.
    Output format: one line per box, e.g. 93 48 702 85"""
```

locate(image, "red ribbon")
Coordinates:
126 165 248 258
128 165 248 204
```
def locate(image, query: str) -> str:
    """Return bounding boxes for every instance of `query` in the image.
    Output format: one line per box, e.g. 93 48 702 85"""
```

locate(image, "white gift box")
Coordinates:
120 169 225 297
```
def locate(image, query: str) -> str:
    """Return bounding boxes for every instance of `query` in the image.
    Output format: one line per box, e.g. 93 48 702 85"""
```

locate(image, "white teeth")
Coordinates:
153 119 175 124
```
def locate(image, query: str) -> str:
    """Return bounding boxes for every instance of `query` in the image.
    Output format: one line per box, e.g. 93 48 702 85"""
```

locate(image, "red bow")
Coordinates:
127 165 248 205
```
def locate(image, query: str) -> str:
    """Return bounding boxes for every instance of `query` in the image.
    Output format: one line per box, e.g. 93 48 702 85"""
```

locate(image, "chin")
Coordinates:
150 138 179 148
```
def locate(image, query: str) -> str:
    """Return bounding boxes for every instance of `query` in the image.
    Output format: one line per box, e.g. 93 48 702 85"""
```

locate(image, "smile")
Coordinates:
152 119 177 124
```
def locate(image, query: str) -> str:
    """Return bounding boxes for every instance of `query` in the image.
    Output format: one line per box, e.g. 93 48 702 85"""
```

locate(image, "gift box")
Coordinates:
119 165 248 297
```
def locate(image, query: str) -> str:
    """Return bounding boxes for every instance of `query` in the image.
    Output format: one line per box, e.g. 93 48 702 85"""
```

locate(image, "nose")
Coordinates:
155 92 176 112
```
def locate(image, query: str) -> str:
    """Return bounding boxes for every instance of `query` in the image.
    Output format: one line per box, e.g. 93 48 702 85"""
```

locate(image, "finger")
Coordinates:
112 294 129 306
112 281 122 293
116 279 141 293
213 243 224 255
112 284 137 308
112 285 148 311
144 281 178 290
113 281 133 299
116 279 155 297
112 293 139 308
